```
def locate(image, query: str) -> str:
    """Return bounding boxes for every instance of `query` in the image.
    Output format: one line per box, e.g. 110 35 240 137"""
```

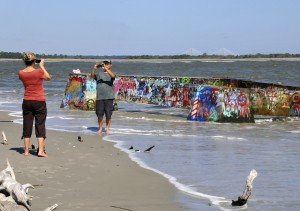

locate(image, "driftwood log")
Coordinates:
0 159 33 210
44 203 59 211
232 169 258 206
0 159 60 211
1 131 8 145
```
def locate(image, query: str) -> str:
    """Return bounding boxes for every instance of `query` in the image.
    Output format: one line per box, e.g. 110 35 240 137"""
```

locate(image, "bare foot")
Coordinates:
23 149 29 156
38 152 48 158
96 130 103 136
105 129 110 135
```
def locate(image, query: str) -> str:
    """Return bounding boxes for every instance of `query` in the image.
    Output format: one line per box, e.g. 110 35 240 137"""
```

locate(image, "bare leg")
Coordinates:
106 118 111 134
24 137 30 156
37 137 48 157
97 117 104 135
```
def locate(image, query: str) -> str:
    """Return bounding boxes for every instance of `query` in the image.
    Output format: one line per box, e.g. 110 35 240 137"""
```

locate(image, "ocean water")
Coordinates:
1 59 300 211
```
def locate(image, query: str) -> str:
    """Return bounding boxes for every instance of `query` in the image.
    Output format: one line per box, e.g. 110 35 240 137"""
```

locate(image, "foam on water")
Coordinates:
103 134 228 208
289 130 300 133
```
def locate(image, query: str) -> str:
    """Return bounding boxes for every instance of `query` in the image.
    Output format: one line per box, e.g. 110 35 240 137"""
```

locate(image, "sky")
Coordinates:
1 0 300 56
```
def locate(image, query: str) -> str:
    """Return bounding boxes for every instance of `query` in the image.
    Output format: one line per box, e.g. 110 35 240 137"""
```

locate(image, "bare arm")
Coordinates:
90 63 99 79
39 59 51 81
104 65 116 79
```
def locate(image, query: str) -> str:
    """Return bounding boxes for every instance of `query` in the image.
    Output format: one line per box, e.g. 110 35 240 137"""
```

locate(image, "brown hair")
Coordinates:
23 52 36 66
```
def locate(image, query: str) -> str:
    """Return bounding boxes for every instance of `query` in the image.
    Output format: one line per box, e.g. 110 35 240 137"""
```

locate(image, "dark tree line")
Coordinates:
0 51 122 59
1 51 299 60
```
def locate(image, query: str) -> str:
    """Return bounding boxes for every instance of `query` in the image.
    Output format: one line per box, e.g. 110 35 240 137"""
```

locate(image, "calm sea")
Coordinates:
0 59 300 211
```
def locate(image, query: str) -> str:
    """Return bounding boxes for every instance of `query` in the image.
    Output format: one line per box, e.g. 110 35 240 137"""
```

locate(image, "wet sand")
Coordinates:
0 111 185 211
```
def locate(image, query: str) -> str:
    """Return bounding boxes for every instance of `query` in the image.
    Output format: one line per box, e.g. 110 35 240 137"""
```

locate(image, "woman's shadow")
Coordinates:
10 146 38 156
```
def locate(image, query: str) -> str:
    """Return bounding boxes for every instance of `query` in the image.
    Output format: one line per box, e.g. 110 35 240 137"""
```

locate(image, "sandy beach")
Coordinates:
0 111 185 211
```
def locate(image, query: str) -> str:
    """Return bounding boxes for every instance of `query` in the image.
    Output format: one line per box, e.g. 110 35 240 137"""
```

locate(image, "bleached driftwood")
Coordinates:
0 200 28 211
232 169 258 206
0 159 60 210
0 159 15 181
44 203 59 211
1 131 8 145
0 159 33 210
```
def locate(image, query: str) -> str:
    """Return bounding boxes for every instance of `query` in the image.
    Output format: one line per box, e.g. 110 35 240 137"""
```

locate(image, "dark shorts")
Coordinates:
22 100 47 138
96 99 114 119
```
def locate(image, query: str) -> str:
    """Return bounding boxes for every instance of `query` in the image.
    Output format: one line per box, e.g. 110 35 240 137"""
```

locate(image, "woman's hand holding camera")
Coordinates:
39 59 45 68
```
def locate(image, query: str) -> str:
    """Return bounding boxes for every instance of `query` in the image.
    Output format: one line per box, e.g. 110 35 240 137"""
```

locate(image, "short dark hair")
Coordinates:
103 59 111 65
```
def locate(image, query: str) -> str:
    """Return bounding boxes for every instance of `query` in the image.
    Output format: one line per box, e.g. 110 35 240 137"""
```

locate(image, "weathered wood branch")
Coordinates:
0 159 33 210
232 169 258 206
1 131 8 145
1 159 60 210
44 203 59 211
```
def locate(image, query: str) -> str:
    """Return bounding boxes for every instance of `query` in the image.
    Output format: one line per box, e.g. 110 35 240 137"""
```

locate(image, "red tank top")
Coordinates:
18 68 45 101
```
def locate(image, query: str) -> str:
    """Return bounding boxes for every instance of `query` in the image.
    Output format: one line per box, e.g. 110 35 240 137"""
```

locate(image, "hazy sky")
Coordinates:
1 0 299 55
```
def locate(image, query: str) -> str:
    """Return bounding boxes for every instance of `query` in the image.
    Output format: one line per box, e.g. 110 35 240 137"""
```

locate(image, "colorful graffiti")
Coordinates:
61 73 300 122
290 93 300 116
61 74 96 111
114 76 194 108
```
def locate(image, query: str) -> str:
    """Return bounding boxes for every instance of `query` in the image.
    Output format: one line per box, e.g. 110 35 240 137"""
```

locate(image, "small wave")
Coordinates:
8 111 22 118
124 116 165 121
0 104 18 108
211 135 225 139
227 137 246 141
171 134 198 137
210 136 246 141
59 117 75 120
46 116 76 120
289 130 300 134
0 90 17 93
103 134 226 205
12 119 22 124
0 100 17 104
47 126 91 134
113 128 176 136
120 116 188 123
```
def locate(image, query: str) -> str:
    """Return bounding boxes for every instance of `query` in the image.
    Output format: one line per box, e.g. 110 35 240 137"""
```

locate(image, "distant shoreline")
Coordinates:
1 57 300 62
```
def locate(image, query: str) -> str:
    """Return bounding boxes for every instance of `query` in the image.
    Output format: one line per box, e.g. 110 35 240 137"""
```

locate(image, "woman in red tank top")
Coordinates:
18 52 51 157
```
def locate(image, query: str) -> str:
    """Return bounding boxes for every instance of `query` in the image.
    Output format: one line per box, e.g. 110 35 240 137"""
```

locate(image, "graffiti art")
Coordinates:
61 73 300 122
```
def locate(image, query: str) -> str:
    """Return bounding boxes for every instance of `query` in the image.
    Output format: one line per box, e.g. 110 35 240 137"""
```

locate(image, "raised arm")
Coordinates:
40 59 51 81
91 63 100 79
103 64 116 79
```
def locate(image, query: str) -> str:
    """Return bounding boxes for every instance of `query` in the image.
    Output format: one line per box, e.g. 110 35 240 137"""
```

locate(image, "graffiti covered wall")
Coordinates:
61 73 300 122
60 74 97 110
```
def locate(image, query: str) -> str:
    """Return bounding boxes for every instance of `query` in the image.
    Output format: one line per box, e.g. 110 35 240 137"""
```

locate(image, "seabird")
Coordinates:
128 146 134 150
144 145 155 152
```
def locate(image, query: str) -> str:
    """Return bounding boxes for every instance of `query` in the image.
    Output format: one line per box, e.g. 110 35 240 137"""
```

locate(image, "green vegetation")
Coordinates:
0 51 299 60
0 51 125 59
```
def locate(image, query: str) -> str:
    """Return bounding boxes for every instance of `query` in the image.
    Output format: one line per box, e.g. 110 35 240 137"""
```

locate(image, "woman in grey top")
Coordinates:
91 59 116 135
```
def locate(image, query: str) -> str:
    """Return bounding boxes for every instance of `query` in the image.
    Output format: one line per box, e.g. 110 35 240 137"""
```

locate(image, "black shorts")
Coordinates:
22 100 47 138
96 99 114 119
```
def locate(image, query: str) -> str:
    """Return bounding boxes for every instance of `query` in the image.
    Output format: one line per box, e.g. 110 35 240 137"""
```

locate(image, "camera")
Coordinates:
35 59 41 63
96 63 103 68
